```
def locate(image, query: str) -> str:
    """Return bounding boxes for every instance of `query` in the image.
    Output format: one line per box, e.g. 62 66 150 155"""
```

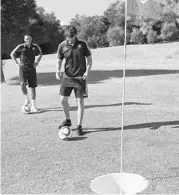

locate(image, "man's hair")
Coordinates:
24 33 33 39
65 25 77 38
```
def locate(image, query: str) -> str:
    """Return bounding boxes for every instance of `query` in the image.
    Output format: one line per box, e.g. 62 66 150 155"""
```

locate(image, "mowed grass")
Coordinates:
1 42 179 194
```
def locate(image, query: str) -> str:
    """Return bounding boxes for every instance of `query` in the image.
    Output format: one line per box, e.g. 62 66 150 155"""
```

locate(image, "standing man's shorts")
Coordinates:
60 77 88 98
19 67 37 88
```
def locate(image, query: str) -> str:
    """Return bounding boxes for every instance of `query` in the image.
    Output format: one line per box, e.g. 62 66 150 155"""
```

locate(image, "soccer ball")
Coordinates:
21 105 31 114
58 126 72 140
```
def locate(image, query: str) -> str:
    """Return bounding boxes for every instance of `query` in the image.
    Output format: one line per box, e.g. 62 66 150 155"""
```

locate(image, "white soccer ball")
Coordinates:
58 126 72 140
21 105 31 114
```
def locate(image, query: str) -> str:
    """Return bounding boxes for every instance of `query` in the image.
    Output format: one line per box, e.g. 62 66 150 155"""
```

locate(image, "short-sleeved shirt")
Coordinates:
13 43 42 69
57 37 91 77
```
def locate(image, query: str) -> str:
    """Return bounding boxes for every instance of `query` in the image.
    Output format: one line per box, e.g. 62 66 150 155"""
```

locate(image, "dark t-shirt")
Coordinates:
57 37 91 77
13 43 42 69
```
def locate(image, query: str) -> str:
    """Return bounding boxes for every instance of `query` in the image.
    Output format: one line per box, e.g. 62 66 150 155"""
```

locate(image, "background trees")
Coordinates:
28 7 65 54
69 0 179 48
1 0 37 58
1 0 65 59
70 15 110 48
1 0 179 58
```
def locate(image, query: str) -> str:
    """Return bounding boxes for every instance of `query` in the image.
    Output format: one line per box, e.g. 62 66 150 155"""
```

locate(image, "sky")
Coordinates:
35 0 116 25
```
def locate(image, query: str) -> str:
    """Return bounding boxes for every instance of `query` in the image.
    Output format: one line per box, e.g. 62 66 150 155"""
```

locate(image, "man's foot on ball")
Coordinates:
24 99 30 107
58 119 72 129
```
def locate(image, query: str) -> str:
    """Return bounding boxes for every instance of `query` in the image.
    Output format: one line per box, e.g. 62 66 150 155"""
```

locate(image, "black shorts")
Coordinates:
60 77 88 98
19 68 37 88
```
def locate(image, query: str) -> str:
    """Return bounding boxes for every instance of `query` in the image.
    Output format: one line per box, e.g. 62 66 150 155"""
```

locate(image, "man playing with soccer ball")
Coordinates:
10 34 43 113
56 25 92 135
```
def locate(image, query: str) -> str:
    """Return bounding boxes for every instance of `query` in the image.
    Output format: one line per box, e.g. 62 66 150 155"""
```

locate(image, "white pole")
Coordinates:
120 1 127 194
120 0 128 176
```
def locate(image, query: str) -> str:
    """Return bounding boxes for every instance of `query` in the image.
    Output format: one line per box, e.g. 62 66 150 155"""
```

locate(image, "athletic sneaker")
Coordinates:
77 125 83 136
58 119 72 129
21 100 30 113
30 105 39 113
24 99 30 106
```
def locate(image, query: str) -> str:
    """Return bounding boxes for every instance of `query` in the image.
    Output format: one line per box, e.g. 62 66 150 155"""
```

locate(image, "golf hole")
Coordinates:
90 172 149 194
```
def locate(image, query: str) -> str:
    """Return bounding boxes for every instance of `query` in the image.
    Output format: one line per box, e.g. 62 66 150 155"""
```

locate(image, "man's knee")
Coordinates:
30 87 36 92
77 98 84 106
60 96 69 104
20 82 27 88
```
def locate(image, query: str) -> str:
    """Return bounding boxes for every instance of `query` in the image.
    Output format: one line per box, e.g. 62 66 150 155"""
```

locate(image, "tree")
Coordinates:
130 29 144 44
1 61 6 83
160 22 179 41
103 0 125 28
147 30 158 43
159 0 179 28
70 15 110 48
107 26 130 46
27 7 65 54
1 0 37 58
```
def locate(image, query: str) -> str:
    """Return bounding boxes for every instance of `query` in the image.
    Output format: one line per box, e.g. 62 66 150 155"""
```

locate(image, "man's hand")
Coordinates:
18 63 25 69
56 72 63 80
82 72 88 80
83 56 92 80
33 62 39 68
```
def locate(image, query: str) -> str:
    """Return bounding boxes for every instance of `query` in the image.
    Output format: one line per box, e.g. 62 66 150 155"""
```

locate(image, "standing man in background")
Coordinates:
10 34 43 113
56 25 92 135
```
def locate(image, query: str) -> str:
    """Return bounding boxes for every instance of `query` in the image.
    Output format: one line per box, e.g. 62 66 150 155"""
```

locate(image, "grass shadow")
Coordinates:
83 120 179 134
71 102 152 111
148 174 179 181
40 107 62 113
7 69 179 86
66 136 88 141
30 102 152 113
172 126 179 129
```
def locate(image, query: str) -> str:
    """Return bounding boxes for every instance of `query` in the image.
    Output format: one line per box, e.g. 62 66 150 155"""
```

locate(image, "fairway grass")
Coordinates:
1 42 179 194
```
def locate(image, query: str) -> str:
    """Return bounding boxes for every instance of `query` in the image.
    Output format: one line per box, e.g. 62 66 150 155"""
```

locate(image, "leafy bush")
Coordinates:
130 30 144 44
107 27 130 46
87 37 97 49
95 35 109 48
146 30 158 43
1 60 6 83
160 22 179 41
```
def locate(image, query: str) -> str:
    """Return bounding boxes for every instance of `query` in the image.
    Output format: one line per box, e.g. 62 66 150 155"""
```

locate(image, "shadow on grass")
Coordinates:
66 136 88 141
7 69 179 86
83 120 179 134
71 102 152 111
172 126 179 129
37 102 152 113
149 174 179 181
40 107 62 113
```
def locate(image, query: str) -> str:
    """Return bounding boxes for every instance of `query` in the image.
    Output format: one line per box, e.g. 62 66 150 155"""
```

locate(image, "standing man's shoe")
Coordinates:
30 105 40 113
77 125 83 136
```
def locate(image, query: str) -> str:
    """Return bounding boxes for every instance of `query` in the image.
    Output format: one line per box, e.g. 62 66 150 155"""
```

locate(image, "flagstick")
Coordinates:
120 0 128 185
90 1 151 193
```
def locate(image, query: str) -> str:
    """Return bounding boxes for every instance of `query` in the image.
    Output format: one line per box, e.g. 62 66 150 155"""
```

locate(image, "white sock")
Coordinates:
24 94 29 102
31 100 36 107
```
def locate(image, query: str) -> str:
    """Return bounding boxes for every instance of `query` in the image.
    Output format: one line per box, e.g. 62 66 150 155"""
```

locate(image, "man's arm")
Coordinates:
33 45 43 67
55 44 64 80
83 55 92 80
56 58 63 80
82 40 92 80
10 45 21 65
10 45 26 69
36 45 43 63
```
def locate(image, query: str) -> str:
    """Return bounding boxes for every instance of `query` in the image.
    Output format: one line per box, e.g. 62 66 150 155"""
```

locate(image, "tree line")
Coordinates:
70 0 179 48
1 0 65 60
1 0 179 60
